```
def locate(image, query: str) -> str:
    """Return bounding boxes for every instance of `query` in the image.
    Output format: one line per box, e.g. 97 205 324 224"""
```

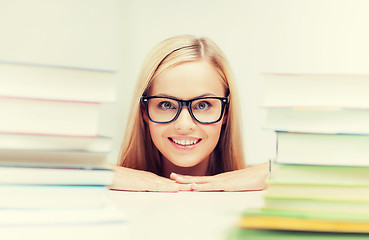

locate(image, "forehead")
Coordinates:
150 60 226 99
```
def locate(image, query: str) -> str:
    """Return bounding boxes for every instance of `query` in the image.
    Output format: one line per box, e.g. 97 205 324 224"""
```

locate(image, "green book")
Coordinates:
226 228 369 240
270 164 369 185
242 208 369 222
264 195 369 215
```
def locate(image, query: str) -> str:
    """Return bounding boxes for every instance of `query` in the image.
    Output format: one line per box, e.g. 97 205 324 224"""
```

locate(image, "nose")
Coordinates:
173 107 196 132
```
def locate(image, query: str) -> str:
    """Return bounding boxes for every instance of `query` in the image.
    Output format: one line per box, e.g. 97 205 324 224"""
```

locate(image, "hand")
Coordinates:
170 162 269 192
109 165 192 192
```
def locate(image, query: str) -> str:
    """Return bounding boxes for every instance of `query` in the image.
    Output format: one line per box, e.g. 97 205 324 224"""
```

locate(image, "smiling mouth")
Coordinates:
169 138 202 146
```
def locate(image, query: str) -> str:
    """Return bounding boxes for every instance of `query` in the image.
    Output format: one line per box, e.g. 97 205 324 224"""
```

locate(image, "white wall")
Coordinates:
106 0 369 165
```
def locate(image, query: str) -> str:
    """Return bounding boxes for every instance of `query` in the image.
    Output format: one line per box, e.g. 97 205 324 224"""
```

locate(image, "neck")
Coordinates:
161 157 210 178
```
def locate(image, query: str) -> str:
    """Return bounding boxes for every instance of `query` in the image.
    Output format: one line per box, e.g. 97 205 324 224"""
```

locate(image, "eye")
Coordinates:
194 101 211 110
159 101 175 110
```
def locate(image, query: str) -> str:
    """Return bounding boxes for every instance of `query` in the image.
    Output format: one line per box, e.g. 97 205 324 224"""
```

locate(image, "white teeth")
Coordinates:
172 139 198 146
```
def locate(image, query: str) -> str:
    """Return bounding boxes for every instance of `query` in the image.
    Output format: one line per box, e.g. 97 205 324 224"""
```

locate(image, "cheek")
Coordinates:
148 122 160 138
204 122 223 143
148 122 165 146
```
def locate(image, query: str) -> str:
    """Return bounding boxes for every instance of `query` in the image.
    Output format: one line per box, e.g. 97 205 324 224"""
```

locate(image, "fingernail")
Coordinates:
170 172 178 179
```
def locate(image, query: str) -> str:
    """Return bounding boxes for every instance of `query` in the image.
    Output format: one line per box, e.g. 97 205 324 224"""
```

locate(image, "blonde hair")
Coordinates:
119 35 245 176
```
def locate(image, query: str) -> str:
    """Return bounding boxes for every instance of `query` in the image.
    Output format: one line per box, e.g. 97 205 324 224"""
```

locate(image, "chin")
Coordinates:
171 161 200 168
167 156 205 168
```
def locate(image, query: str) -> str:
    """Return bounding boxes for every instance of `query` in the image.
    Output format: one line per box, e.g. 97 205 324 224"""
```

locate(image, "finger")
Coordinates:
169 172 178 180
110 179 180 192
177 183 194 191
191 182 258 192
147 180 181 192
170 173 213 184
110 184 180 192
176 176 212 184
191 182 225 192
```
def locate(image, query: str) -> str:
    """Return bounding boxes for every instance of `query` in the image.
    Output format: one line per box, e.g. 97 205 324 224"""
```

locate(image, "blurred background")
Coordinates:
2 0 369 165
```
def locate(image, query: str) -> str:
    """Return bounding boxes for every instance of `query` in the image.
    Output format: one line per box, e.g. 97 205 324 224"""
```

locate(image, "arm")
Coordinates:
170 162 269 192
109 164 192 192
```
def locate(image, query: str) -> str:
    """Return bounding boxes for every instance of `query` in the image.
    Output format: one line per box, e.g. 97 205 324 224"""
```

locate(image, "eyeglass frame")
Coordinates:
141 95 229 124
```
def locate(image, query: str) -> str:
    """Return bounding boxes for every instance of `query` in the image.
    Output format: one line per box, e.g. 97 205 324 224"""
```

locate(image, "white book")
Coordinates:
0 202 128 240
266 181 369 201
0 185 111 209
0 97 100 136
1 224 129 240
0 63 117 102
0 132 111 152
263 73 369 108
0 202 125 225
264 107 369 134
0 0 122 71
0 149 109 168
0 166 113 186
276 132 369 166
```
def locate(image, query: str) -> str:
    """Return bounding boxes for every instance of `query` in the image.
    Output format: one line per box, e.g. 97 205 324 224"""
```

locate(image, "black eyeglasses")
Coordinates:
141 95 229 124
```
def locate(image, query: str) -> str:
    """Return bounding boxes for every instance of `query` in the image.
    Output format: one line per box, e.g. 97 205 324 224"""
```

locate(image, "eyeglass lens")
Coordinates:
147 98 223 123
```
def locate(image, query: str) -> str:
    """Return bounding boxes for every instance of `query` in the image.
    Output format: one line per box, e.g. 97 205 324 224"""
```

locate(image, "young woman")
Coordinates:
111 35 268 192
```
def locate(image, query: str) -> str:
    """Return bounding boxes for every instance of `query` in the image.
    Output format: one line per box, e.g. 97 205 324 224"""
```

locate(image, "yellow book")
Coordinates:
239 209 369 233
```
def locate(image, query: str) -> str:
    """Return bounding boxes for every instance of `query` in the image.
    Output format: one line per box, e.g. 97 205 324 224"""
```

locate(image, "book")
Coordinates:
0 2 125 238
226 228 369 240
1 223 128 240
0 149 110 168
0 203 126 226
269 164 369 184
0 62 117 102
262 73 369 108
0 0 122 71
0 97 100 136
276 131 369 166
267 164 369 200
0 203 128 240
0 166 113 186
231 209 369 240
266 181 369 201
263 107 369 134
0 184 110 209
0 132 112 152
230 73 369 239
238 209 369 233
264 196 369 215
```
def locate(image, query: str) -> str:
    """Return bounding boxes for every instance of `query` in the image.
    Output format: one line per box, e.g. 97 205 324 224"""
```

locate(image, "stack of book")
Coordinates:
0 2 127 238
228 74 369 239
0 63 127 239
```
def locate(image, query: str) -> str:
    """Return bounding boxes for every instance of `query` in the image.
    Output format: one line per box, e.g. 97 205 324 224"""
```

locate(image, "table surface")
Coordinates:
106 190 266 240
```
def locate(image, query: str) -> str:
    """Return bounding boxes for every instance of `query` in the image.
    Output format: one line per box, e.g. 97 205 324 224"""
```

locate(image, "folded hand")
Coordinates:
170 162 268 192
